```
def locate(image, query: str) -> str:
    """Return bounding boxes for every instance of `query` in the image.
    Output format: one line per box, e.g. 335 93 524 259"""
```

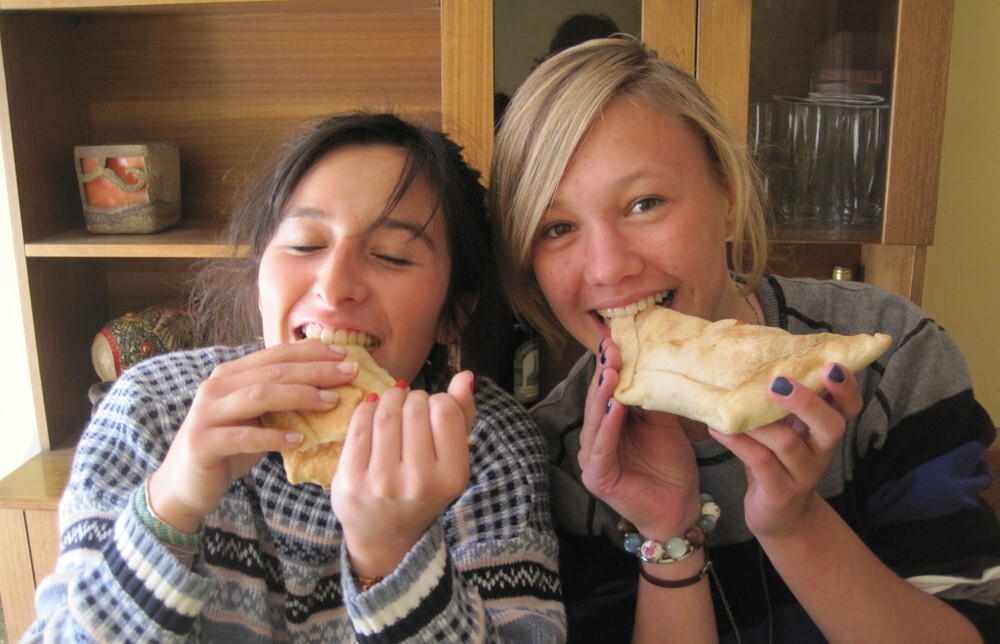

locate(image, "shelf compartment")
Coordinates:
24 219 244 258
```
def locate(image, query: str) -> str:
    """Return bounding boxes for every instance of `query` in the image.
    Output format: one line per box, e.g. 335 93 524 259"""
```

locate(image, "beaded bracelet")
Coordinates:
623 493 720 564
133 479 202 553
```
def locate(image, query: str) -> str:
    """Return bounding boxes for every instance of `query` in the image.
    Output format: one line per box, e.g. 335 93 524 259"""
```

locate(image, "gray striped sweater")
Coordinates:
537 275 1000 643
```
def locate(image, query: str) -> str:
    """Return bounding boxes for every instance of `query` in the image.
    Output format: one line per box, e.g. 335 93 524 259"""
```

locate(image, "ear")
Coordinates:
436 293 479 344
720 176 736 238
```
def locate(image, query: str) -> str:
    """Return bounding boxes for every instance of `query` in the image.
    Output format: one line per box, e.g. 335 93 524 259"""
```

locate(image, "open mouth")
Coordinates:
595 290 672 323
298 323 378 348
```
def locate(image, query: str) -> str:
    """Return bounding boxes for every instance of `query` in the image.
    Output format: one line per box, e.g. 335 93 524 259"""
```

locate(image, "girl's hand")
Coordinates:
710 362 862 539
578 340 702 540
149 341 358 533
332 370 476 577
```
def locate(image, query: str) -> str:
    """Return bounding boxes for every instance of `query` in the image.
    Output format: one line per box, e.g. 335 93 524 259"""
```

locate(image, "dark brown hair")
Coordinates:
190 112 493 384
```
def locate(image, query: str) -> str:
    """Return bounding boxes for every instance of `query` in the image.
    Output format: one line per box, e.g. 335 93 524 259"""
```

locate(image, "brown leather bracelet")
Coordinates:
639 560 712 588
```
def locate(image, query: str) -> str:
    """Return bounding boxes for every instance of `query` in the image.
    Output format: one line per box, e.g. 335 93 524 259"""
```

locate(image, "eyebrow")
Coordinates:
378 216 438 252
282 206 438 251
548 167 653 212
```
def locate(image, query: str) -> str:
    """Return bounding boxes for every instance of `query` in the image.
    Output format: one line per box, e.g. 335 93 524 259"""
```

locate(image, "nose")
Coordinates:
312 242 369 306
581 221 643 286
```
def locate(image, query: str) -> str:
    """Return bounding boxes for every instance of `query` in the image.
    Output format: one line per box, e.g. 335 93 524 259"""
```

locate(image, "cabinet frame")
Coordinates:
648 0 952 301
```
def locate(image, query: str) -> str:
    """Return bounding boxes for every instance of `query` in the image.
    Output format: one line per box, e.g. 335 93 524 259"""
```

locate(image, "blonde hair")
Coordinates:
490 35 768 345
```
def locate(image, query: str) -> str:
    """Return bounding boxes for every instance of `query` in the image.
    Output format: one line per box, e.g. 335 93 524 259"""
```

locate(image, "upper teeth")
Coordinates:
597 291 670 320
303 323 377 347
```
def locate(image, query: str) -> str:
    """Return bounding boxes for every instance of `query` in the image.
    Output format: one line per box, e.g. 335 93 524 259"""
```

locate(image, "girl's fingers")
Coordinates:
580 340 622 461
338 390 378 477
445 370 477 433
822 362 863 420
711 427 792 483
401 389 436 463
765 372 847 453
217 339 348 374
191 423 305 462
426 393 472 495
579 365 624 479
721 367 853 485
194 380 340 428
369 385 406 471
206 342 359 400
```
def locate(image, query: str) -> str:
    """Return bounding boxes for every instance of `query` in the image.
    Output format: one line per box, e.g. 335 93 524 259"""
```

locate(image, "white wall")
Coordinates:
923 0 1000 424
0 120 41 480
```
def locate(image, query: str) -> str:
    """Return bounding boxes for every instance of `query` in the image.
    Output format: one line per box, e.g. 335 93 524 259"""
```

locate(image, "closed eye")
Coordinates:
374 253 412 267
289 245 324 254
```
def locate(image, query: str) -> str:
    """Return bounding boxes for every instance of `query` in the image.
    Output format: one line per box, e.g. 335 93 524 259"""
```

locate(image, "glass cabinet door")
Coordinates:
749 0 898 242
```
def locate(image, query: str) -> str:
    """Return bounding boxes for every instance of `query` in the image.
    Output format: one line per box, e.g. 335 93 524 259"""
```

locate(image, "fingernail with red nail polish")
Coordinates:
394 379 408 389
365 392 379 403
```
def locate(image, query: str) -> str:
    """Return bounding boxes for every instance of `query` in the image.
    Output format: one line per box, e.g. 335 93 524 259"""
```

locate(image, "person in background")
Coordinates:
496 13 620 128
547 13 620 57
491 35 1000 643
25 112 565 642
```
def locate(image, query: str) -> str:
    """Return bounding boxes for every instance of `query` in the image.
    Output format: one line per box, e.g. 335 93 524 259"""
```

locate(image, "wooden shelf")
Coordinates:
769 226 882 244
0 446 74 513
25 219 243 258
0 0 436 13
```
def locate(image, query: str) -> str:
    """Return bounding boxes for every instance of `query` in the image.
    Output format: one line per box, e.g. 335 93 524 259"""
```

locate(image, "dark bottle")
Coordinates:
512 322 540 405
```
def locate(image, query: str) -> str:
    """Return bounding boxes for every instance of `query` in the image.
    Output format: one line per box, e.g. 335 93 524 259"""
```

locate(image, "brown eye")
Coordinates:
541 222 573 238
631 197 661 213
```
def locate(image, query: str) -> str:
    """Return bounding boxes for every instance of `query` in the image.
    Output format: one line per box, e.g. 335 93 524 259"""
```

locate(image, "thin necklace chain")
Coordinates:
744 295 762 325
709 545 773 644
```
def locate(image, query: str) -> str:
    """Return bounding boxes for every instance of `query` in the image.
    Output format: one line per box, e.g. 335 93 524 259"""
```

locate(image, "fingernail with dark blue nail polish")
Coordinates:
828 364 845 383
771 376 793 396
598 371 605 386
605 399 613 414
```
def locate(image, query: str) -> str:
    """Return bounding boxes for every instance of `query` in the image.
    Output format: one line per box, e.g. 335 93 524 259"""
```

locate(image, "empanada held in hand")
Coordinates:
610 307 891 434
261 342 396 488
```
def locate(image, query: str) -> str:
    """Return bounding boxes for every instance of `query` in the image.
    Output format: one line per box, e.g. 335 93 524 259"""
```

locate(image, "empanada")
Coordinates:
610 307 891 434
262 342 395 488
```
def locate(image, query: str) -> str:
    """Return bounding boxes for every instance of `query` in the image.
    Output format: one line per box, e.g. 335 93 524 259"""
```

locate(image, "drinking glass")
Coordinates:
849 104 889 228
785 101 831 227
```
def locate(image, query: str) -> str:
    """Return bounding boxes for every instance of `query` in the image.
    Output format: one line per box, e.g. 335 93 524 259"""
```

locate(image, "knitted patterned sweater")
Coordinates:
25 345 566 643
535 275 1000 643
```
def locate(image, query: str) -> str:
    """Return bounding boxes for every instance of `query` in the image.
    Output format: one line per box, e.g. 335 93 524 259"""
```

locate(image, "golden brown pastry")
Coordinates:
610 307 891 434
261 342 395 488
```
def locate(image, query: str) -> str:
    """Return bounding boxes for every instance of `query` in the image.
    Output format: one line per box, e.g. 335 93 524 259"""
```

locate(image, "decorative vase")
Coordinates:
91 305 197 381
74 142 181 234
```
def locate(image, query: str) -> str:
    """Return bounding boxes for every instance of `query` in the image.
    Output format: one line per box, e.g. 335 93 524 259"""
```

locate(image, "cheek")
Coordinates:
256 256 282 310
256 252 300 341
531 250 572 302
